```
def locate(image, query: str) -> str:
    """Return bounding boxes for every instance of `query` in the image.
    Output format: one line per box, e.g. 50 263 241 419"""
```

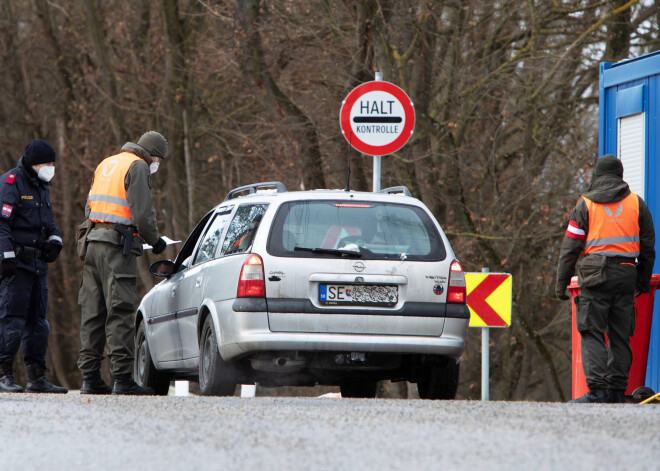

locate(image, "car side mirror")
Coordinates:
149 260 175 277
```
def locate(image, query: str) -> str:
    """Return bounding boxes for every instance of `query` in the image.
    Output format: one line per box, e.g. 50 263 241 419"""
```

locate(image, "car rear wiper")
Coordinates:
293 246 363 258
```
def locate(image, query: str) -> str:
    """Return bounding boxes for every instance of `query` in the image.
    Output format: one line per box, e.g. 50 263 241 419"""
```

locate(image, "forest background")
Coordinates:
1 0 658 401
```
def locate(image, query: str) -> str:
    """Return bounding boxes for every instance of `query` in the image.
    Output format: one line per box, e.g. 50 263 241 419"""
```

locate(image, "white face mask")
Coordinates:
149 163 160 174
36 166 55 182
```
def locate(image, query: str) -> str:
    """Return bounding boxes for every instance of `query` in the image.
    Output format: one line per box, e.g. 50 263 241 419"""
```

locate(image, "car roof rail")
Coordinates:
378 186 412 197
224 181 288 201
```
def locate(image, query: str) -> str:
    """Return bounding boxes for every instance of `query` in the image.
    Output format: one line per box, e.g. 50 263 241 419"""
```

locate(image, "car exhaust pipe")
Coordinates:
273 357 288 367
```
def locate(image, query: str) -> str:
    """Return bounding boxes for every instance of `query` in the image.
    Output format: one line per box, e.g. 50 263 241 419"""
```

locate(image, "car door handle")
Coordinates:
195 276 202 288
171 287 177 297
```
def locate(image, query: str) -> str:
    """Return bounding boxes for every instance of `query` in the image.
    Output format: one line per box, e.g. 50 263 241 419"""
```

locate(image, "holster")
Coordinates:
15 245 41 264
114 224 134 256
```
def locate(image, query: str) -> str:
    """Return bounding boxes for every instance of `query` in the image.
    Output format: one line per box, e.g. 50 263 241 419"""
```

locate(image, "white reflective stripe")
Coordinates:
585 235 640 247
48 235 63 244
88 212 133 225
88 194 129 206
3 251 15 259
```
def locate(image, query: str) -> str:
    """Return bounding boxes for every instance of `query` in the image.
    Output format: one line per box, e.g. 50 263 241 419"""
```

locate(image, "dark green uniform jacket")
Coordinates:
556 174 655 295
84 142 160 250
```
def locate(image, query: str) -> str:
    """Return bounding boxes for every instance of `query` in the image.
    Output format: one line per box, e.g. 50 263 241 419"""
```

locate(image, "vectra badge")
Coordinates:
353 261 365 272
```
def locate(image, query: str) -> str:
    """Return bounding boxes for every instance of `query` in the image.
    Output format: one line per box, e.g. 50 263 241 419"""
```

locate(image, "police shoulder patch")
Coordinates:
6 174 16 184
2 204 13 218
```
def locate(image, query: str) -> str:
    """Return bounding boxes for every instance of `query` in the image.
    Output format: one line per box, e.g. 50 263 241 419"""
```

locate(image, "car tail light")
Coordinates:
447 260 466 304
237 254 265 298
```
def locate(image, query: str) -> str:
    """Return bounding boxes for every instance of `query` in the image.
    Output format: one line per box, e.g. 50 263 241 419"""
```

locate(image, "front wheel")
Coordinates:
134 321 171 396
198 316 236 396
417 359 460 400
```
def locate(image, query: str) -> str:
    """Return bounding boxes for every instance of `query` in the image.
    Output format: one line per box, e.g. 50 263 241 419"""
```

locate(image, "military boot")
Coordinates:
111 373 154 395
0 361 23 393
80 370 112 395
570 389 607 403
25 363 68 394
607 389 627 404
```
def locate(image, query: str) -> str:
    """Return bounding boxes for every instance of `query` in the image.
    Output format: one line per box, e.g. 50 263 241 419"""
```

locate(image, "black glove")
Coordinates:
1 258 17 277
42 241 63 263
555 284 570 301
152 237 167 255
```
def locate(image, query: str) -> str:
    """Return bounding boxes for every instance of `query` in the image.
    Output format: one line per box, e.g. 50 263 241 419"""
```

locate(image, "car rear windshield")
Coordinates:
267 200 446 261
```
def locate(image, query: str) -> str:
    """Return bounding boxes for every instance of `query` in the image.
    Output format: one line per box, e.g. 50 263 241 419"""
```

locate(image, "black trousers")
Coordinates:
575 261 637 391
0 268 49 365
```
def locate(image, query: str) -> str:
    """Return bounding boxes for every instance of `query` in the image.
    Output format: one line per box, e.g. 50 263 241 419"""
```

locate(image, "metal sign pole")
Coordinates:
373 71 382 192
482 267 490 401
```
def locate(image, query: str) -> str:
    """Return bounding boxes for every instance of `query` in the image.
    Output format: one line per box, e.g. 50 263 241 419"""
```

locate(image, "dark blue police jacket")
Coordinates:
0 157 62 274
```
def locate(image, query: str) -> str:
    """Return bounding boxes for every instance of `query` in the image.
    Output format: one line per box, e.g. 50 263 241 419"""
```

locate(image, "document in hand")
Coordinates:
143 236 181 250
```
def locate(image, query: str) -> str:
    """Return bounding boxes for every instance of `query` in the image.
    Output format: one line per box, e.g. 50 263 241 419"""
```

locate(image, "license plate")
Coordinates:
319 284 398 306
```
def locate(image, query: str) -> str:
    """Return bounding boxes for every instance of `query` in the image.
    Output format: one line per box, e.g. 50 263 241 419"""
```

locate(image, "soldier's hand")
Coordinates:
555 285 570 301
42 241 63 263
152 237 167 255
1 258 17 277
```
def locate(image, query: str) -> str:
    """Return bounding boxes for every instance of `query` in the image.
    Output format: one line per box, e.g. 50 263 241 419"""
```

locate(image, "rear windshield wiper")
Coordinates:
293 246 362 258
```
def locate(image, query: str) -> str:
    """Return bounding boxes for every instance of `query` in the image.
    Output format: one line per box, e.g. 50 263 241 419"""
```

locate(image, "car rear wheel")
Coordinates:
135 321 171 396
340 380 378 398
417 359 460 400
199 316 236 396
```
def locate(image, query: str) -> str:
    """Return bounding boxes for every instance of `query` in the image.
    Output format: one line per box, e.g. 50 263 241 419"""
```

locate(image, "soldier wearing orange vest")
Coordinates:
77 131 168 395
556 155 655 403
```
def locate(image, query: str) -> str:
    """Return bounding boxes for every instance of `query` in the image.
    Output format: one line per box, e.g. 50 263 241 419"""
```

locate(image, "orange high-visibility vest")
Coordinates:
88 152 142 225
582 193 640 258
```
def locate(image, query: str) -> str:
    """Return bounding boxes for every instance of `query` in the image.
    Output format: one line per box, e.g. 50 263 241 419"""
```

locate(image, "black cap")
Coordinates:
593 154 623 179
24 139 56 166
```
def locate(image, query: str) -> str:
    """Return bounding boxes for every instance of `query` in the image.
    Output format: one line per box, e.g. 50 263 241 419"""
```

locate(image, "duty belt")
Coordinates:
15 245 42 263
605 255 637 264
94 222 116 230
93 222 138 256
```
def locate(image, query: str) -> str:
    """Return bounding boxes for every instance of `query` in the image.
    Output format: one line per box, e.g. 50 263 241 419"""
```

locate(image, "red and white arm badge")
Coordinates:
565 220 586 240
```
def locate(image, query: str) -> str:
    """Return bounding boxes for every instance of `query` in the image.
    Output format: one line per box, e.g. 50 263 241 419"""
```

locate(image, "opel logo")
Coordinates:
353 261 365 272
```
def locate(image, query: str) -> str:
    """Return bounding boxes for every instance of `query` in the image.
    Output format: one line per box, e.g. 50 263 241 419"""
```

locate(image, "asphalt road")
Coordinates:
2 393 659 470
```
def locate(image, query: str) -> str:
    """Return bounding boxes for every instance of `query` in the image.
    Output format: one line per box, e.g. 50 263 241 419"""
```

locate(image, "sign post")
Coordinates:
373 72 382 192
465 270 513 401
481 268 490 402
340 75 415 191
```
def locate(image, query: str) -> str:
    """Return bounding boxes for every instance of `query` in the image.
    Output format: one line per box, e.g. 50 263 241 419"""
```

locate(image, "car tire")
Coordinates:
417 359 460 400
135 321 171 396
199 316 236 396
340 380 378 398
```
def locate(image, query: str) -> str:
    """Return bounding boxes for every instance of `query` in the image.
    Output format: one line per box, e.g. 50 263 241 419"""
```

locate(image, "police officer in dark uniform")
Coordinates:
0 139 67 393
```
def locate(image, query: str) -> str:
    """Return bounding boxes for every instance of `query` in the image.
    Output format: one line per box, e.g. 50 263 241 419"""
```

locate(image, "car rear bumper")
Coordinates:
217 309 469 361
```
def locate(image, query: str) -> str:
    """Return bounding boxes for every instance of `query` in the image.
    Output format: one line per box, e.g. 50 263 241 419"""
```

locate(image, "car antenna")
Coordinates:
344 131 352 191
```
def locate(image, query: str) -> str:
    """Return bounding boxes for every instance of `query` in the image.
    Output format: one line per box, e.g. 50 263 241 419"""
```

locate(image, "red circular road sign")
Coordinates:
340 81 415 156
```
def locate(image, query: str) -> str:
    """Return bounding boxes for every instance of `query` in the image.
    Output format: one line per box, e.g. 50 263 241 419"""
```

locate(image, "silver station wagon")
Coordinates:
134 182 469 399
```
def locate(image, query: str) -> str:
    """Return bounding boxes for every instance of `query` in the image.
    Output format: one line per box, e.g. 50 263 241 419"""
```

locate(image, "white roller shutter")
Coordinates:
618 112 646 198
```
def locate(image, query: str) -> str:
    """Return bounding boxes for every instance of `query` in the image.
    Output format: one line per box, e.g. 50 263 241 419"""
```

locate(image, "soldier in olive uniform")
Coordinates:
78 132 168 395
556 155 655 404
